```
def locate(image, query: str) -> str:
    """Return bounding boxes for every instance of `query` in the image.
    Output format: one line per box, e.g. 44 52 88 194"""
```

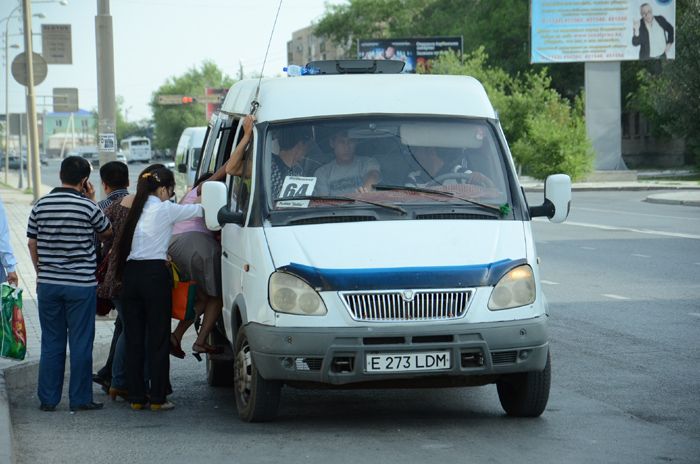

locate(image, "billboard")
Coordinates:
531 0 676 63
358 37 463 73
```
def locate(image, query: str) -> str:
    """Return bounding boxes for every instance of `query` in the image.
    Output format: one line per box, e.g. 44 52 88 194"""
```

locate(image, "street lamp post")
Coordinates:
3 0 67 191
2 7 22 184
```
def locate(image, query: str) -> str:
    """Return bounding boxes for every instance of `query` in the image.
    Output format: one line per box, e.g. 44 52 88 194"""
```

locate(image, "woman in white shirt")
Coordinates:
114 167 202 411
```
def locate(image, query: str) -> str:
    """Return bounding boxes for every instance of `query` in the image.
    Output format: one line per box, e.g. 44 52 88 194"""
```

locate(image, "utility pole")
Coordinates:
95 0 116 173
21 0 42 201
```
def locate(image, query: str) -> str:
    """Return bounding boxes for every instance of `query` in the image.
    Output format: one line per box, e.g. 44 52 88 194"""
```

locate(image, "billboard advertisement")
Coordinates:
531 0 676 63
358 37 463 73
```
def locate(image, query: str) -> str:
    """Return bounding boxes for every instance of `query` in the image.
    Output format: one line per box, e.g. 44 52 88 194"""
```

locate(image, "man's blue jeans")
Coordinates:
36 283 96 408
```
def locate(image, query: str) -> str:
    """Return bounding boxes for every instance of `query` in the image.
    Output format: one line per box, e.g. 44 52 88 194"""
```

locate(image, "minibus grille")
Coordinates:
340 289 472 322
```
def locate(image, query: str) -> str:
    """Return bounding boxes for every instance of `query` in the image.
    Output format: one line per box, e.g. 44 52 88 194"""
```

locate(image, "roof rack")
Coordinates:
305 59 405 75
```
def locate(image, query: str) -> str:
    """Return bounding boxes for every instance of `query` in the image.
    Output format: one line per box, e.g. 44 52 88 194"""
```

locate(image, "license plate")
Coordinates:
365 351 451 373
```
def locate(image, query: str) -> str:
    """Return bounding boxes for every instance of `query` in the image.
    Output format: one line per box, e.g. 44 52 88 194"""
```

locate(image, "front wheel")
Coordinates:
496 350 551 417
233 326 281 422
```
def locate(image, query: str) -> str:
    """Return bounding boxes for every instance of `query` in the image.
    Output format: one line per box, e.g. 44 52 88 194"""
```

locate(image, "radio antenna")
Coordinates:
251 0 283 115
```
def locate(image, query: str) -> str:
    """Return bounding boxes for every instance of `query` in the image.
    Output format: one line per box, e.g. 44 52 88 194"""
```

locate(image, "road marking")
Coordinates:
631 254 651 258
559 220 700 240
602 294 631 300
689 313 700 318
541 280 559 285
575 206 700 222
581 246 596 250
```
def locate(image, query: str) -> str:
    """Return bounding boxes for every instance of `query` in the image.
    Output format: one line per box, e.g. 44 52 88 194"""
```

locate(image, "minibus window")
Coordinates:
264 117 511 222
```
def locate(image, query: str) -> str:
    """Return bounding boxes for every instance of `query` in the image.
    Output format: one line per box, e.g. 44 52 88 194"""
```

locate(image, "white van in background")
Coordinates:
200 60 572 422
120 136 151 163
175 126 207 193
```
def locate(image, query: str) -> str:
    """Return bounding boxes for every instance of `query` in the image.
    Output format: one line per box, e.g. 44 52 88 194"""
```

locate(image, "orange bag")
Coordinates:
170 262 196 321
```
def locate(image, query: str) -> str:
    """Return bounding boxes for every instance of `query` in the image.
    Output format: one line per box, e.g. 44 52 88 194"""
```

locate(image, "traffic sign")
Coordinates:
42 24 73 64
157 94 224 105
11 52 48 86
53 87 79 113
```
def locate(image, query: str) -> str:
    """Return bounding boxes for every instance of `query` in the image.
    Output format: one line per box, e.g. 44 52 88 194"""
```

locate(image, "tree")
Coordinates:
631 0 700 165
431 50 593 180
115 96 150 141
315 0 584 98
150 61 235 151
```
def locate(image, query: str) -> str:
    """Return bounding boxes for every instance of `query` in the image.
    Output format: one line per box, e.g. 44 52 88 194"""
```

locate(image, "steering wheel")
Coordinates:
425 172 474 187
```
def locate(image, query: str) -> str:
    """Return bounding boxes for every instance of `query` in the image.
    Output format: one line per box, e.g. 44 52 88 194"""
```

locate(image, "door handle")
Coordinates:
222 251 228 258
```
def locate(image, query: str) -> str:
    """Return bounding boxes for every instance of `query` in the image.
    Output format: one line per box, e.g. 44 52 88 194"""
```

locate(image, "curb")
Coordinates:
0 343 111 464
0 370 13 464
644 197 700 207
523 185 700 193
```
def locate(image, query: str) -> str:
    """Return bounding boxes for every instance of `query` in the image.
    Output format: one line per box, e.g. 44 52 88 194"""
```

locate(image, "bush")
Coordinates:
512 99 593 181
431 49 594 180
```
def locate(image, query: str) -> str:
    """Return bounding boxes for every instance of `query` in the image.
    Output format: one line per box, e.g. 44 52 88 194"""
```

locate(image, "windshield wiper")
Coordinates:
374 184 502 214
274 195 406 215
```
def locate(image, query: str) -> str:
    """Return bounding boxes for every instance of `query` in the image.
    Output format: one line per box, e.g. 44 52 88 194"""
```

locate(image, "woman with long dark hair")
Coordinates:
115 166 202 411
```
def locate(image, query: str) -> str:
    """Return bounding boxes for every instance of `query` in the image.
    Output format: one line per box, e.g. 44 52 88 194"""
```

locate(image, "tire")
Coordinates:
496 350 551 417
233 326 282 422
206 329 234 387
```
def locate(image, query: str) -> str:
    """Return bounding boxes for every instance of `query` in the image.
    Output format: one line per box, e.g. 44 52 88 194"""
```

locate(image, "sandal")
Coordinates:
192 342 224 362
170 334 186 359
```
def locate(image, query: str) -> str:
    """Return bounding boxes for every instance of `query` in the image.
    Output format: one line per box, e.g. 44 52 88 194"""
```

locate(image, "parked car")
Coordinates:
80 150 100 167
7 155 28 170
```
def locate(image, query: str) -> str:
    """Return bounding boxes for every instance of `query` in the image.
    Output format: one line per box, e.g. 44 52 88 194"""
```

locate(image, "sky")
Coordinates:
1 0 344 122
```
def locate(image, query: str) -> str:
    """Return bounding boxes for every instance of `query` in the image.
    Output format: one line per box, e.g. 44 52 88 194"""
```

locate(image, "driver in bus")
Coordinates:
405 145 495 188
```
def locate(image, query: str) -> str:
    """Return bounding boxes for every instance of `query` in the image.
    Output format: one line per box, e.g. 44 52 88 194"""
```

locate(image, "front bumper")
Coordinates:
246 316 548 385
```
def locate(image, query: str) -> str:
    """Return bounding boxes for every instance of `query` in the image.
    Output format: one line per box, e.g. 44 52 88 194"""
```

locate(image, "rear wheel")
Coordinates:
496 350 551 417
206 329 234 387
233 326 281 422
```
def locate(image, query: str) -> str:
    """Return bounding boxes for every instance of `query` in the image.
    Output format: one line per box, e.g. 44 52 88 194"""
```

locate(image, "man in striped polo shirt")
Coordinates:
27 156 112 412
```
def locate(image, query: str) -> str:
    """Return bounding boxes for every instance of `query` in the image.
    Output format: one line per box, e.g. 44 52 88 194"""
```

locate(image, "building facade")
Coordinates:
287 25 348 66
42 109 97 156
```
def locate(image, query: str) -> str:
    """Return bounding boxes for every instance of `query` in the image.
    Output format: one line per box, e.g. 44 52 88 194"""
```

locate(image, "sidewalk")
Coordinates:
520 171 700 206
0 170 117 464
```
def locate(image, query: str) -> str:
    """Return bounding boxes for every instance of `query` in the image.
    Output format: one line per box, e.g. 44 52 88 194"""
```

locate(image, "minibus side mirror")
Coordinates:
529 174 571 223
201 182 245 230
177 163 187 173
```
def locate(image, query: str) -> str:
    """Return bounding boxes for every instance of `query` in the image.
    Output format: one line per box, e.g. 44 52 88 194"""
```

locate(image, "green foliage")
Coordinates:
631 0 700 165
431 49 593 180
150 61 235 151
315 0 428 55
116 96 149 141
512 102 593 181
316 0 584 98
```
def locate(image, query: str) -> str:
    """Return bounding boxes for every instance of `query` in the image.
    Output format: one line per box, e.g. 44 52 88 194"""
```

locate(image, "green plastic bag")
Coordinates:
0 283 26 361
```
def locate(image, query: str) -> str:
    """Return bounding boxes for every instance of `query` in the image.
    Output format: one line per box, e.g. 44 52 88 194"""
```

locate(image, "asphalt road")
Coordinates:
8 190 700 464
37 158 169 193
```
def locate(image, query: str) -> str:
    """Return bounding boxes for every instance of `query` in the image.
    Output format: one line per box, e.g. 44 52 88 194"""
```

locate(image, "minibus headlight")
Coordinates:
488 265 536 310
269 272 327 316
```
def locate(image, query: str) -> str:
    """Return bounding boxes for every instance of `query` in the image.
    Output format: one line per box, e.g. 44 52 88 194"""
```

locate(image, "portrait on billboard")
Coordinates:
358 38 462 73
631 1 675 59
531 0 676 63
358 41 415 72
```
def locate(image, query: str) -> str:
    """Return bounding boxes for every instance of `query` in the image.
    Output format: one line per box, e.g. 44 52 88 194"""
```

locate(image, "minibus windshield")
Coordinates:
263 117 510 216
